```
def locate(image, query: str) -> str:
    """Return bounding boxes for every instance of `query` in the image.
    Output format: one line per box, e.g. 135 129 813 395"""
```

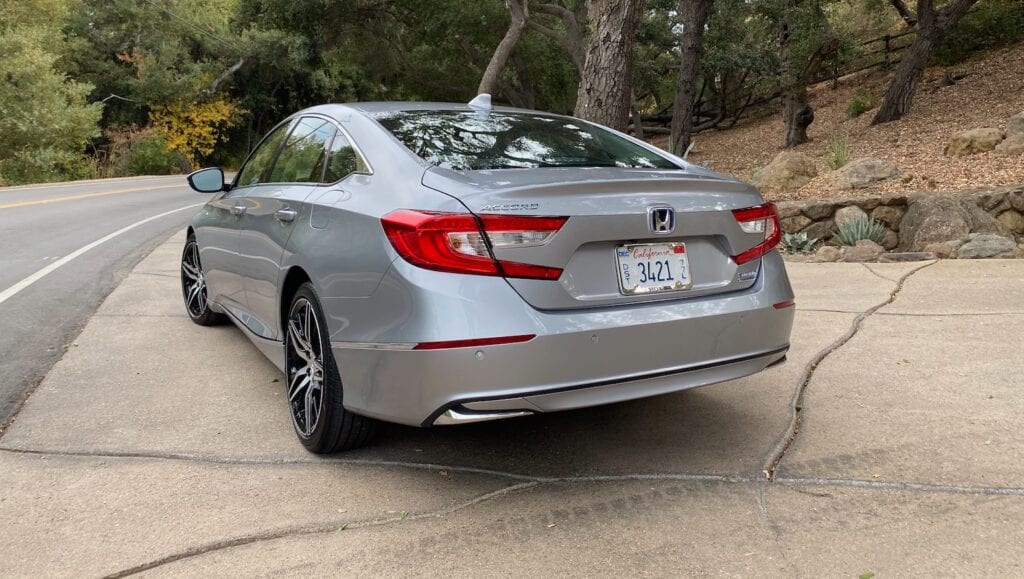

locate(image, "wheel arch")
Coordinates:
279 266 313 336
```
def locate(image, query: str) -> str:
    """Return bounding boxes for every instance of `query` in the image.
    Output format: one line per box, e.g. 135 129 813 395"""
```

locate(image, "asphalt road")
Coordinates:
0 175 203 430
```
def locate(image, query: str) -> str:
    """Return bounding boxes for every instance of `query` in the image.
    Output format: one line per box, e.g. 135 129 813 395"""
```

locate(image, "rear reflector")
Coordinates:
773 299 796 309
731 203 782 265
382 210 566 280
412 334 536 350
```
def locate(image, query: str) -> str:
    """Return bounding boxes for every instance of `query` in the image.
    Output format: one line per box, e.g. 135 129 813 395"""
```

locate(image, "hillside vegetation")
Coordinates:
1 0 1022 187
689 41 1024 199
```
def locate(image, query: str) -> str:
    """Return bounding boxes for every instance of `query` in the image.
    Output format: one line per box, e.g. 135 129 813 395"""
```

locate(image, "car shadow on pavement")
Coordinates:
340 377 789 479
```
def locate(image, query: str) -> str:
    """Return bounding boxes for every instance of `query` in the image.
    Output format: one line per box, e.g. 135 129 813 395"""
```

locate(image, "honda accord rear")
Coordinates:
184 100 795 453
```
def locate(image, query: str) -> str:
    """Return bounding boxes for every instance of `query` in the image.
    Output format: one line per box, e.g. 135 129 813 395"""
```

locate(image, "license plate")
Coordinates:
615 242 692 295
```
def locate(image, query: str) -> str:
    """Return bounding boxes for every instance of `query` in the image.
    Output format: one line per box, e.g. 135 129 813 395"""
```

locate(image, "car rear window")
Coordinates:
374 110 679 171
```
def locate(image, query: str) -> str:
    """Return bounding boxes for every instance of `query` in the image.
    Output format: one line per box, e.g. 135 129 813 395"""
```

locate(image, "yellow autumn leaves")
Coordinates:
150 98 244 169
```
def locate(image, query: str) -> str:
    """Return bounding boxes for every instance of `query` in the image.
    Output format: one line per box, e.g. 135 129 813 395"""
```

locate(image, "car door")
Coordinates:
235 116 337 340
198 120 291 313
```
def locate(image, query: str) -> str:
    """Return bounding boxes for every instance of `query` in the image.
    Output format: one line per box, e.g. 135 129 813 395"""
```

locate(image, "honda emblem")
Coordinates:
648 206 675 234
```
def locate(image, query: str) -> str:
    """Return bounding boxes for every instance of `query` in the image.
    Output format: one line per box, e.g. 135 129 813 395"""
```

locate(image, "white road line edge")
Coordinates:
0 176 176 193
0 203 203 306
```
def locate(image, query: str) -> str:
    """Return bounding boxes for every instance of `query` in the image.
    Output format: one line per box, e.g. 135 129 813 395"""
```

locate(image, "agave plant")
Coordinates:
781 232 818 254
834 217 887 246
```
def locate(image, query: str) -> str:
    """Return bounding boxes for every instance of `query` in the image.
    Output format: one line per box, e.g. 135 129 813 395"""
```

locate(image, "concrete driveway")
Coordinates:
1 230 1022 577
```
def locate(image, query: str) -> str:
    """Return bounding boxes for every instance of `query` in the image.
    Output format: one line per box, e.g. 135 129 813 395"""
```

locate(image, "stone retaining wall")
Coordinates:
776 184 1024 259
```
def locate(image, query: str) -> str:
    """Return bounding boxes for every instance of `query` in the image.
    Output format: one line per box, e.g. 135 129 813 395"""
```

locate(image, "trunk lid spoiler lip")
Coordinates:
421 166 765 214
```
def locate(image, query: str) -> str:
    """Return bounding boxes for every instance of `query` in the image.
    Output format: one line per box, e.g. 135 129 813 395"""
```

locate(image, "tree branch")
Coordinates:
527 1 584 71
888 0 918 26
207 58 245 94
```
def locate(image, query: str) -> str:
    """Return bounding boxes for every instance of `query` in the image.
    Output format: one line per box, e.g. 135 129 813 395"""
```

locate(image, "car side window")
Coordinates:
268 117 336 184
235 122 290 188
323 131 369 183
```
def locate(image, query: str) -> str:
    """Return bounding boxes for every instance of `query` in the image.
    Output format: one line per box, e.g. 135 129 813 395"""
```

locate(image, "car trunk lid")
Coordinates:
422 166 771 310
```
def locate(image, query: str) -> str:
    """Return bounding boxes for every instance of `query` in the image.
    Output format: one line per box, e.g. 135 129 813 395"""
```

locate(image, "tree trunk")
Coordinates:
782 88 814 148
573 0 646 131
631 92 644 139
872 0 979 125
778 18 811 148
670 0 715 156
777 4 837 148
478 0 529 96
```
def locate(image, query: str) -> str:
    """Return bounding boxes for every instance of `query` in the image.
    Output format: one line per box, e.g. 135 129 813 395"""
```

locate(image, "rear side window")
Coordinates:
323 131 369 183
374 110 679 171
268 117 336 183
236 123 289 187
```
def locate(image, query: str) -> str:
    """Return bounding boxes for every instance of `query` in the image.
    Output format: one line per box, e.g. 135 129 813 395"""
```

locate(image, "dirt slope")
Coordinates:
685 42 1024 201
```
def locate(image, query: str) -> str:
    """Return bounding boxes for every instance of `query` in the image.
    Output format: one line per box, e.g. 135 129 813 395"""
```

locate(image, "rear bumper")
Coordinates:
431 345 787 425
329 252 795 427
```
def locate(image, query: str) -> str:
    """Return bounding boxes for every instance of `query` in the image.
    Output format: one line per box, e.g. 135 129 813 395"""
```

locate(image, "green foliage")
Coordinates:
702 0 779 114
846 89 880 118
933 0 1024 66
827 128 849 169
62 0 238 127
781 231 818 254
834 217 886 246
127 134 184 176
0 0 103 185
0 149 96 185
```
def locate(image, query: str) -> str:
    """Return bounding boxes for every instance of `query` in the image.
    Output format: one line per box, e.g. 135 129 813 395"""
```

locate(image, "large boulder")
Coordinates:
898 195 1008 251
957 234 1017 259
996 210 1024 234
752 151 818 195
781 214 812 233
833 205 868 227
840 239 885 262
1007 111 1024 139
944 128 1005 156
832 158 899 189
811 245 842 262
775 202 803 219
871 205 905 230
803 219 834 242
994 134 1024 155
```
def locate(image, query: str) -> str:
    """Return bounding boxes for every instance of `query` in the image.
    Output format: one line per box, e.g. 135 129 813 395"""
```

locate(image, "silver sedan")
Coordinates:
182 100 795 453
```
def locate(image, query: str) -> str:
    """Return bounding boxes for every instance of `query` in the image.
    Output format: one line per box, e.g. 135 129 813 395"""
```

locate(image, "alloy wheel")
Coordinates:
181 240 208 318
286 298 325 438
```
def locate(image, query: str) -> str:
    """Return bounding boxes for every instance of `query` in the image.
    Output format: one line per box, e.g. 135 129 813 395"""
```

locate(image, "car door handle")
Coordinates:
230 204 247 216
275 208 298 223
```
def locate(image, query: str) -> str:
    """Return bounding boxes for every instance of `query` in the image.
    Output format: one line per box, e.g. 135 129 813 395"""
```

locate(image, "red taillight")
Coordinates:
731 203 782 265
381 210 567 280
412 334 536 350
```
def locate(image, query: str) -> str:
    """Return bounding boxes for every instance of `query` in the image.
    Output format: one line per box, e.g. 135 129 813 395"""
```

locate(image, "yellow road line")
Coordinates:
0 184 184 210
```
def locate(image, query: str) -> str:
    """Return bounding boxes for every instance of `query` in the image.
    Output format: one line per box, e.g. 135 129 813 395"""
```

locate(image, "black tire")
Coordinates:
181 234 226 326
284 283 376 453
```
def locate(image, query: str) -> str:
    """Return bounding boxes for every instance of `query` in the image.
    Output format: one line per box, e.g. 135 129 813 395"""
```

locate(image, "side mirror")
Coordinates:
187 167 226 193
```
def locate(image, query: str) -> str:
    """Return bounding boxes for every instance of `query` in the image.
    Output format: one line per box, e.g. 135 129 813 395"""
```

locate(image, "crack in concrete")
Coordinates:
776 477 1024 496
860 262 899 282
8 441 1023 577
100 481 542 579
5 445 1021 496
759 260 936 484
875 311 1024 317
798 307 870 314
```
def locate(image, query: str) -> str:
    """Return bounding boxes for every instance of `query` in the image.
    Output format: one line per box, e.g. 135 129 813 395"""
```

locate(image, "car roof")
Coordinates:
297 101 567 120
